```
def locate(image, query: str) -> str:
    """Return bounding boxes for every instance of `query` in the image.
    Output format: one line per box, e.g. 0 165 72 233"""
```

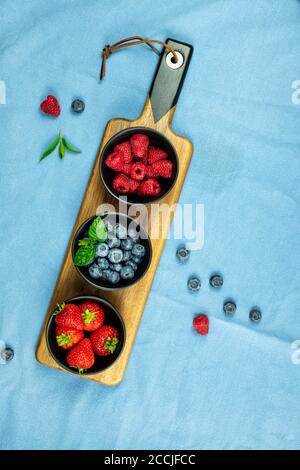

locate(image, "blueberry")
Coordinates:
132 243 145 257
128 227 139 241
1 347 14 363
209 274 223 288
187 276 201 292
131 255 142 264
114 223 127 239
223 301 236 315
103 218 114 234
88 264 102 279
71 99 85 113
97 258 109 270
176 247 190 262
111 263 122 272
125 260 138 271
96 243 109 258
249 309 262 323
107 237 121 249
121 239 134 251
122 250 132 262
101 269 113 281
106 270 120 284
120 265 135 280
108 248 123 264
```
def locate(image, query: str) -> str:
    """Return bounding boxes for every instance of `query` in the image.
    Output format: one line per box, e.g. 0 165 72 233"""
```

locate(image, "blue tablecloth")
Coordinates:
1 0 300 450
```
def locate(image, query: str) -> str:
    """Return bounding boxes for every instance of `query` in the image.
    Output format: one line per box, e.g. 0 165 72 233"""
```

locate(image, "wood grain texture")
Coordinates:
36 98 193 386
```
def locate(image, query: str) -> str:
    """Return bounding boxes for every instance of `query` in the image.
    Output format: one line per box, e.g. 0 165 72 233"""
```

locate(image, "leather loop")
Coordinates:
100 36 178 80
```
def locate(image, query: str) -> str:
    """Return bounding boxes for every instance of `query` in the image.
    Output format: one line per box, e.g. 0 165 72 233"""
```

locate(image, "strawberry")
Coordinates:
90 325 119 356
137 178 161 197
193 314 209 336
130 134 149 159
56 326 84 350
112 173 130 194
148 146 168 164
105 152 125 172
130 162 146 181
149 160 173 179
40 95 61 117
114 141 132 163
66 338 95 373
55 303 84 330
79 301 105 332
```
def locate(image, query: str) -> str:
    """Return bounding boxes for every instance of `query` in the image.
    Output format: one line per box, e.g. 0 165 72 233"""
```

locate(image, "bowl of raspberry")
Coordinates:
99 127 179 204
46 296 126 375
72 212 152 290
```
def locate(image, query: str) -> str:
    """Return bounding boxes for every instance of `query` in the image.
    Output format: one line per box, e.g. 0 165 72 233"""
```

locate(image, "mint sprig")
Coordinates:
39 130 81 162
74 216 108 267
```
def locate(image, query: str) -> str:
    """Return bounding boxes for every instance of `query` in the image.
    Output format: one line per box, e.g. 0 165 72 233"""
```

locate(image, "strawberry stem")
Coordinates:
82 309 96 325
104 337 119 354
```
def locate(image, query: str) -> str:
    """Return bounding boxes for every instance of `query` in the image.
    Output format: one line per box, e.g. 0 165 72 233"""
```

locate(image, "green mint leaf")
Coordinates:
59 141 66 159
39 136 60 162
74 245 96 266
88 216 107 243
78 237 94 247
62 137 82 154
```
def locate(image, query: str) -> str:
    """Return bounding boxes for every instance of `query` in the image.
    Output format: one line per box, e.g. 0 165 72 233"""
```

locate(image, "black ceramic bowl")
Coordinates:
72 212 152 291
99 127 179 205
46 295 126 375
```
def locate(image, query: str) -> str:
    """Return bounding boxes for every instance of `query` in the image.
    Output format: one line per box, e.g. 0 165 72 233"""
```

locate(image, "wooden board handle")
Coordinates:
148 38 193 123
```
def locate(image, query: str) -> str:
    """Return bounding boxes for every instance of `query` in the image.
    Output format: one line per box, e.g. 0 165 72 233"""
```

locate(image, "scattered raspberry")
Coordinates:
105 152 125 172
137 178 161 196
130 134 149 159
148 146 168 164
193 314 209 336
40 95 61 117
149 160 173 179
112 173 131 193
130 162 147 181
114 141 132 163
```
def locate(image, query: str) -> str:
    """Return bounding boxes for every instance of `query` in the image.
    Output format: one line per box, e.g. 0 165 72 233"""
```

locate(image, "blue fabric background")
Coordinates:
1 0 300 450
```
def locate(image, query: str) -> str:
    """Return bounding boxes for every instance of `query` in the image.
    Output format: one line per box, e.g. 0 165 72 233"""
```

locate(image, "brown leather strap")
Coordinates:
100 36 178 80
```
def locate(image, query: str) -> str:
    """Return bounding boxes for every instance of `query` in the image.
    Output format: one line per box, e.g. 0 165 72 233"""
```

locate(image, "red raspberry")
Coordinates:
193 314 209 336
148 146 168 164
123 163 132 176
130 134 149 159
128 178 140 193
112 174 130 194
114 141 132 163
40 95 61 117
105 152 125 172
137 178 161 197
146 166 154 178
149 160 173 179
130 162 146 181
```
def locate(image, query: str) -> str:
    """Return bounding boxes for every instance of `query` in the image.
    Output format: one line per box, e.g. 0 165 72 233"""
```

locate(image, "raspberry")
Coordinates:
137 178 161 197
114 141 132 163
193 314 209 336
130 134 149 159
40 95 61 117
146 165 154 178
147 146 168 164
112 174 130 193
105 152 125 172
150 160 173 178
130 162 146 181
123 163 132 176
128 178 139 193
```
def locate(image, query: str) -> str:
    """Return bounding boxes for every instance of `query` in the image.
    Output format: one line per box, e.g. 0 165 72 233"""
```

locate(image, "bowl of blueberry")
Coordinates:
72 212 152 290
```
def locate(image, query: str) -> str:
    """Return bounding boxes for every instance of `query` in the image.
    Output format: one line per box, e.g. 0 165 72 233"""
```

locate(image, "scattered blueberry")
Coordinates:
97 258 109 270
71 98 85 113
1 347 14 363
187 276 201 292
223 301 236 315
108 248 123 264
122 250 132 262
120 265 135 280
114 223 127 239
132 243 145 257
131 255 142 264
107 237 121 249
176 246 190 262
106 270 120 284
209 274 223 288
249 309 262 323
121 239 134 251
125 260 138 271
96 243 109 258
88 264 102 279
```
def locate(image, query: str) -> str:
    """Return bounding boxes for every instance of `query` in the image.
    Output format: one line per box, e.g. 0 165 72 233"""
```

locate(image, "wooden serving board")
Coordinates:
36 39 194 386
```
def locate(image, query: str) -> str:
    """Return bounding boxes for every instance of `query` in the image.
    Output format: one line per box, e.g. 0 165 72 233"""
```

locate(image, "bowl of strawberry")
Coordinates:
100 128 179 204
46 296 125 375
